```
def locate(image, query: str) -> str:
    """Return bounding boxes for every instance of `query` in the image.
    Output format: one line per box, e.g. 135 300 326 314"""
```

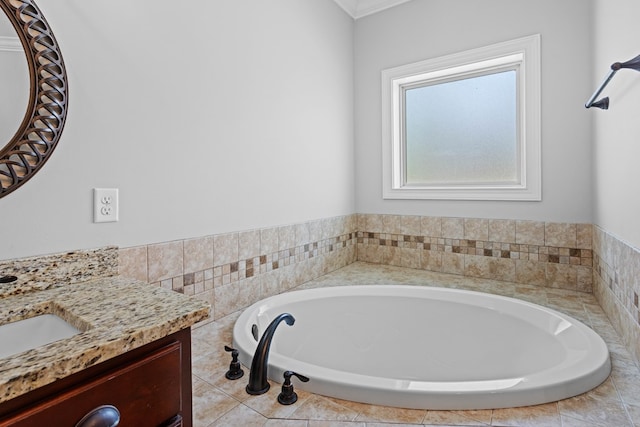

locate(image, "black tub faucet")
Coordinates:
246 313 295 395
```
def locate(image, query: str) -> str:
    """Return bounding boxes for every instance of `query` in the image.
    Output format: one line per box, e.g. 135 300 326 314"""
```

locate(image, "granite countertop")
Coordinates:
0 277 210 403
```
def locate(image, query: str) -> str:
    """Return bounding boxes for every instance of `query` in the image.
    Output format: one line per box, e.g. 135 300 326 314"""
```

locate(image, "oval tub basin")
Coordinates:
233 285 611 410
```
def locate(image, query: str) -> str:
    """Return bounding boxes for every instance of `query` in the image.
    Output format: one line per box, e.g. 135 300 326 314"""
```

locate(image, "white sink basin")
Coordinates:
0 314 81 359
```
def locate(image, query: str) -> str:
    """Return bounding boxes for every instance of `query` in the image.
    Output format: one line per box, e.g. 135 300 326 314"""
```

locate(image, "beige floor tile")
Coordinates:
243 382 313 419
193 354 251 402
307 421 365 427
557 378 632 426
265 420 309 426
353 404 426 424
423 409 490 425
611 366 640 407
192 377 241 427
191 321 234 358
210 403 268 427
289 395 360 422
559 414 611 427
624 402 640 427
490 403 560 426
364 423 424 427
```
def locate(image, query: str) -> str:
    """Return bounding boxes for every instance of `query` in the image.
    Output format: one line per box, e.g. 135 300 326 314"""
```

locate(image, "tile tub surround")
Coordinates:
190 263 640 427
0 246 118 297
357 215 593 292
118 216 358 321
0 276 209 402
593 226 640 367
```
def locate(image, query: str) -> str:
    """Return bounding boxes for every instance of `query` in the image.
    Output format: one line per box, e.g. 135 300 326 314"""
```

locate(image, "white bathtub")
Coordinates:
233 285 611 410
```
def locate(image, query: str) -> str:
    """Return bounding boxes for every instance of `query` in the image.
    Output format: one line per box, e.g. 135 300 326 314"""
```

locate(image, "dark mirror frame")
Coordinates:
0 0 67 198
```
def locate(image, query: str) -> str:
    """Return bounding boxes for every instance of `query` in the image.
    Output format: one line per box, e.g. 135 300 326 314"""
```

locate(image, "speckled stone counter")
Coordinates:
0 276 210 403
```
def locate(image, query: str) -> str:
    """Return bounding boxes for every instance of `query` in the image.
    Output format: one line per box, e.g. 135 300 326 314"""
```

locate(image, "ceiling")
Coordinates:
333 0 414 19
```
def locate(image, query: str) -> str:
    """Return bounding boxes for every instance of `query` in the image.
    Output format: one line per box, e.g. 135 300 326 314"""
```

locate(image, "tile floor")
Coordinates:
190 262 640 427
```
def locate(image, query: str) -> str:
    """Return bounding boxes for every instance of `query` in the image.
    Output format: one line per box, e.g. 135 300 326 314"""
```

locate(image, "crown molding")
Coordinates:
333 0 413 19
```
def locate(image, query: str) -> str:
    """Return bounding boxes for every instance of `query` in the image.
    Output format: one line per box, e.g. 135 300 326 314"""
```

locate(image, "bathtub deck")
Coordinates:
190 262 640 427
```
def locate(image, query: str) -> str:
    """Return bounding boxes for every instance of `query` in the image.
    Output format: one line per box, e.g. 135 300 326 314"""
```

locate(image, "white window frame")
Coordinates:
381 34 541 201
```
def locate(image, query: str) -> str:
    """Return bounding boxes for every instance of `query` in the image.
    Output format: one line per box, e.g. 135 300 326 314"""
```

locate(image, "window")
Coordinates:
382 35 541 200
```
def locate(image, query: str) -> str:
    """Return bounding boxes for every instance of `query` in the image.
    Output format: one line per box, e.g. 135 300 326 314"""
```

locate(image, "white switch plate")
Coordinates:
93 188 119 223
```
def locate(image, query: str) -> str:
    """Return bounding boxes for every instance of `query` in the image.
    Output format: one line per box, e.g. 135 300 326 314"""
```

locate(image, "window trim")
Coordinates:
381 34 541 201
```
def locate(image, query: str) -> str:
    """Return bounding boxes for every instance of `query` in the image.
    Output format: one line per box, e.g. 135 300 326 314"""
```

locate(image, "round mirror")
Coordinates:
0 12 29 145
0 0 68 198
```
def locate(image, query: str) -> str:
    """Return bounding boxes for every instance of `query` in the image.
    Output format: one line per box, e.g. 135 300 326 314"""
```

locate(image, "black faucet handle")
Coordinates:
224 345 239 360
224 346 244 380
284 371 309 384
278 371 309 405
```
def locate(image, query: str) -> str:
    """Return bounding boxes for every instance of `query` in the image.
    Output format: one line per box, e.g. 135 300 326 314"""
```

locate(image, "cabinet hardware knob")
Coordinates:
75 404 120 427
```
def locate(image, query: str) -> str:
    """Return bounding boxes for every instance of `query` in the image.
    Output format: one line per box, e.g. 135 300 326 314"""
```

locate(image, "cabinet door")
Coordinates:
2 341 182 427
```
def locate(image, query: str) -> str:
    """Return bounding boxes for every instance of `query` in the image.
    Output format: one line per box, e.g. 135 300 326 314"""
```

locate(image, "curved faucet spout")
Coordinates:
246 313 295 395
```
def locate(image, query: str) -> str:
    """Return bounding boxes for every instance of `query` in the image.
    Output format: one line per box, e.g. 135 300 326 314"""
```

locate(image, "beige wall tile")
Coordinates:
546 263 577 290
278 225 296 251
308 219 324 242
118 246 148 282
357 243 381 264
420 250 442 272
421 216 442 237
489 257 516 282
382 214 403 234
464 218 489 241
213 233 239 266
213 281 241 319
489 219 516 243
295 222 311 246
442 252 464 275
148 240 183 283
577 223 593 249
323 216 342 237
545 222 577 248
516 220 545 246
399 247 420 269
442 217 464 239
260 227 279 255
400 215 421 235
464 254 489 278
363 214 384 233
184 236 214 274
515 259 546 286
577 265 593 292
239 230 261 260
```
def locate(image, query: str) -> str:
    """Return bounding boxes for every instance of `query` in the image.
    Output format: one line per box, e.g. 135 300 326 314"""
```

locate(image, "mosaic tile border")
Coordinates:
358 232 593 265
157 233 357 295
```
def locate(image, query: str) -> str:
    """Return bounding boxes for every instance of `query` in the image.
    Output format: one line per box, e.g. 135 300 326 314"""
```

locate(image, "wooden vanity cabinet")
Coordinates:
0 328 193 427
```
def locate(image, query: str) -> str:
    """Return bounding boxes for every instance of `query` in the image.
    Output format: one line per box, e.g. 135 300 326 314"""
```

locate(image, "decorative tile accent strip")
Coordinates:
154 232 357 295
357 232 593 265
118 215 359 320
0 247 118 297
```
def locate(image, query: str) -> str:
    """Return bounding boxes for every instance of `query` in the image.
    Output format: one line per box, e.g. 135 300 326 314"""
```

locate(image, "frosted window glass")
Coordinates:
404 70 517 185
